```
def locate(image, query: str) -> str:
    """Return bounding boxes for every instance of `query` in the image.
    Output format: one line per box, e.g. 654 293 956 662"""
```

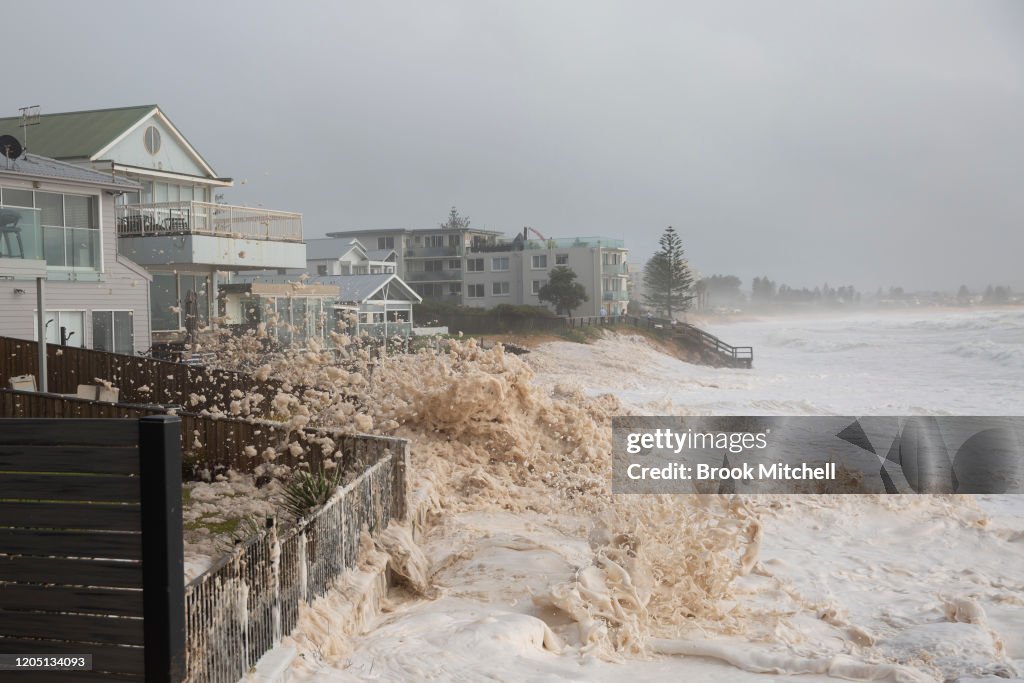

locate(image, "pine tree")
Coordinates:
440 206 471 230
642 226 694 319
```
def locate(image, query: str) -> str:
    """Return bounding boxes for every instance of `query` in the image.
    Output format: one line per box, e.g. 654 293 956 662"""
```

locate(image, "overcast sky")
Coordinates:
7 1 1022 291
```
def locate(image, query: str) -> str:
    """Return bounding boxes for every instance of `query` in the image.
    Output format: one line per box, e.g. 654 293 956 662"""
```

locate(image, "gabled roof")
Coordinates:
0 153 139 190
0 105 220 178
366 248 397 262
0 105 155 160
331 273 421 303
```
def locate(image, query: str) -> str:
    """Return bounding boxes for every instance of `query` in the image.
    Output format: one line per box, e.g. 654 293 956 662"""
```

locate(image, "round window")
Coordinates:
144 125 161 155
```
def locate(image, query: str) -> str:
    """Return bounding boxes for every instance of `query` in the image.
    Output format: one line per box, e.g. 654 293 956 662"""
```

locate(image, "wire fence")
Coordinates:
183 441 407 683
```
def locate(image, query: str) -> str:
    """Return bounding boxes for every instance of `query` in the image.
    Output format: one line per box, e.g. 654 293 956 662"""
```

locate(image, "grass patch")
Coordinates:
558 326 605 344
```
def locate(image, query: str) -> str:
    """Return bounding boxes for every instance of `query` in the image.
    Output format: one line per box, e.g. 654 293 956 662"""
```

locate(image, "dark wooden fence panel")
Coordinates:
0 335 318 418
0 389 403 481
0 416 185 682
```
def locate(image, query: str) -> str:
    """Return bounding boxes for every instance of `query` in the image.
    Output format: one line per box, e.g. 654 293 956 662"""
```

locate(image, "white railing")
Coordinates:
116 201 303 242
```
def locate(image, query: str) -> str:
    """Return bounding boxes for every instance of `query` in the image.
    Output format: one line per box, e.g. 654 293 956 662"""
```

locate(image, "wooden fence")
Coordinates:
183 445 407 682
0 336 318 418
0 416 185 682
0 390 402 480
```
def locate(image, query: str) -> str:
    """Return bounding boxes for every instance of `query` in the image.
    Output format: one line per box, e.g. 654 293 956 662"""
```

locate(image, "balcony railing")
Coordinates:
602 263 628 275
603 290 629 301
0 205 43 261
116 201 303 242
405 245 461 258
468 236 625 253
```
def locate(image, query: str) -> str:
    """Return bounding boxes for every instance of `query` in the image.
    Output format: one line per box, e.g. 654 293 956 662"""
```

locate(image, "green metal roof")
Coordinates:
0 105 157 160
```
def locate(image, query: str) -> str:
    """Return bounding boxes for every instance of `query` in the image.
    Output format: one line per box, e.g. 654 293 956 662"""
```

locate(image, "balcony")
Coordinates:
116 201 302 242
602 263 628 275
405 245 461 258
116 201 305 271
468 236 625 253
405 270 462 282
603 290 629 301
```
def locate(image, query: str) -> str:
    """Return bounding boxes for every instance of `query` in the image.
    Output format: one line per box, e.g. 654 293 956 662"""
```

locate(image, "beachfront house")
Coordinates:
234 273 422 339
218 280 343 347
305 238 397 276
0 106 305 349
0 152 151 353
461 231 630 316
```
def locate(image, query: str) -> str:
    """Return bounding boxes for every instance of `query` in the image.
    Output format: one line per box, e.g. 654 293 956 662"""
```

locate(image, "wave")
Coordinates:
891 311 1024 333
945 339 1024 368
762 333 873 353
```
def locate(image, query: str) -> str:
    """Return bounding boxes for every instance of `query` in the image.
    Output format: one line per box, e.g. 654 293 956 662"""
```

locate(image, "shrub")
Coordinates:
281 467 343 520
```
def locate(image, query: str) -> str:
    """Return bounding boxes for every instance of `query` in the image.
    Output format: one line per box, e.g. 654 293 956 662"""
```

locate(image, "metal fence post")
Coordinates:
139 415 186 683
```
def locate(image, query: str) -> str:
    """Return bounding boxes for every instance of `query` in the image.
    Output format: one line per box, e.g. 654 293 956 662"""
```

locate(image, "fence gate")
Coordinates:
0 416 185 682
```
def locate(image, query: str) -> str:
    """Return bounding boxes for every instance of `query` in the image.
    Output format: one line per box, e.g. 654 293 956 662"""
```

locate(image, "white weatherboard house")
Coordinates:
0 153 151 353
304 238 397 276
0 106 305 347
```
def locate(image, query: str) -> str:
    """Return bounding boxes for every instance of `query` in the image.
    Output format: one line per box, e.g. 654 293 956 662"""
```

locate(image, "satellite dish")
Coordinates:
0 135 23 160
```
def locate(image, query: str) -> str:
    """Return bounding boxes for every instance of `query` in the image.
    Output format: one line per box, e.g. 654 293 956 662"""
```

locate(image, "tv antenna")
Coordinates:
18 105 40 153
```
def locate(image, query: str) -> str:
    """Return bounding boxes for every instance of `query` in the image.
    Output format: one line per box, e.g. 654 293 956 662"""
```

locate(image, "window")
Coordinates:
317 265 328 275
24 191 100 272
449 283 461 295
448 234 460 248
151 273 178 331
377 236 395 250
425 260 444 272
492 257 509 271
532 280 545 294
425 234 444 248
467 284 485 298
556 254 569 265
492 281 510 296
93 311 134 353
531 254 547 269
603 252 622 265
35 311 85 347
414 283 445 297
144 126 162 154
448 259 461 270
466 258 484 272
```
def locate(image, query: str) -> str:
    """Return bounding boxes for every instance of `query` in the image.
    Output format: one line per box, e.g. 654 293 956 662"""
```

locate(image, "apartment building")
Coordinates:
461 232 630 316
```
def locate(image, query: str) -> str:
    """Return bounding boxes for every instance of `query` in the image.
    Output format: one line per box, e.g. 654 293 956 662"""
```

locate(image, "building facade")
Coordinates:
322 227 504 304
0 153 152 353
0 106 305 347
461 234 630 316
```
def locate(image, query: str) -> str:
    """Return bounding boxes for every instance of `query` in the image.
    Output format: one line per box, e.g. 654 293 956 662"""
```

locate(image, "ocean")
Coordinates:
289 308 1024 682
